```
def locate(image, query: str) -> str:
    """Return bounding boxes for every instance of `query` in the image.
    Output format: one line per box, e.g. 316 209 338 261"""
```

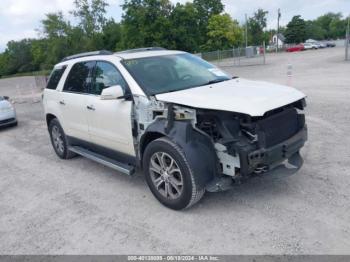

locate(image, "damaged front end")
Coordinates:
196 99 307 192
133 96 307 193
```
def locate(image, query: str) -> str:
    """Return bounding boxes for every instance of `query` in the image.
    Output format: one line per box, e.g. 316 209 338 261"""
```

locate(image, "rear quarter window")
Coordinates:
46 66 67 90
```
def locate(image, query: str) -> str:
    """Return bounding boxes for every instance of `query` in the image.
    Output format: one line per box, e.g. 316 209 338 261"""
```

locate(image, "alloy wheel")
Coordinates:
149 152 184 200
51 126 64 154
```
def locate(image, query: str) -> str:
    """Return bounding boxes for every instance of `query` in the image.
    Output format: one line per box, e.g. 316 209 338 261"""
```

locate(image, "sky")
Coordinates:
0 0 349 52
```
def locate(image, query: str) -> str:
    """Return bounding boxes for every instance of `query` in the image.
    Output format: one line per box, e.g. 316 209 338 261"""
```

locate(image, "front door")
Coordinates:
86 61 135 157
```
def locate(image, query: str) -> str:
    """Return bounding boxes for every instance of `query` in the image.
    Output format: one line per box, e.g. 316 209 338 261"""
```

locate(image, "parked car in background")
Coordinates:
303 43 318 50
326 42 336 47
318 42 327 48
0 96 17 128
286 44 305 52
266 45 276 51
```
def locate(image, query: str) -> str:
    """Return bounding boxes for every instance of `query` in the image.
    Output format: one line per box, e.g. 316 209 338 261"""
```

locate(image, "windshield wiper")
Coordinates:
200 78 229 86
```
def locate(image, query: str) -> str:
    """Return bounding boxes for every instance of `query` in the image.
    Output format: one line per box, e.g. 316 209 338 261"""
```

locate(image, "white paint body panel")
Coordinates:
44 55 137 157
156 78 306 116
86 96 135 156
58 92 90 141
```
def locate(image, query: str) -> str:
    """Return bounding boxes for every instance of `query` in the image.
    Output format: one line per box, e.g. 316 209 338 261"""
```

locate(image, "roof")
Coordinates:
56 48 186 67
61 50 113 62
306 39 317 43
273 33 285 41
114 50 185 60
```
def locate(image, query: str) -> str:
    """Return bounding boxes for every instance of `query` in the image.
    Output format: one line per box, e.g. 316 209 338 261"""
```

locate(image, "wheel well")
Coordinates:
140 132 164 159
46 114 57 127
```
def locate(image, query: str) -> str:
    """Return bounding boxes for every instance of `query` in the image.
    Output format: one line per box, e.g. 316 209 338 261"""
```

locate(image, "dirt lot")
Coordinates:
0 47 350 255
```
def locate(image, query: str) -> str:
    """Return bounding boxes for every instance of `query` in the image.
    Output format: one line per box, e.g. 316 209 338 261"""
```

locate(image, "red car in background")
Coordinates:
286 44 305 52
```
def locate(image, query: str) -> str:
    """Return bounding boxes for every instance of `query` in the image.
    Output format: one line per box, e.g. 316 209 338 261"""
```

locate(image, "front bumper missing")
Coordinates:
206 151 304 192
206 127 307 193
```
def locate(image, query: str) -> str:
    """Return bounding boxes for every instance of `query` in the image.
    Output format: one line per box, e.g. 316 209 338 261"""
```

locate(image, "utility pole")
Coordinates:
245 14 248 48
276 8 281 53
346 16 349 61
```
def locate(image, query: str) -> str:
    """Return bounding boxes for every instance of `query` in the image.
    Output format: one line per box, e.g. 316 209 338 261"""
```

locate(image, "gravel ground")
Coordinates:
0 47 350 255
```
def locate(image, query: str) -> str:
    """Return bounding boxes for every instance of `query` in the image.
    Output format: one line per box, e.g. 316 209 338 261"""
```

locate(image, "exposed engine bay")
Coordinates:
133 95 307 182
195 99 307 177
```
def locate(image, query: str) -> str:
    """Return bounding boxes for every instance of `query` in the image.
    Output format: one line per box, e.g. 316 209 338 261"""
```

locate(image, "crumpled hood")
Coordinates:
155 78 306 116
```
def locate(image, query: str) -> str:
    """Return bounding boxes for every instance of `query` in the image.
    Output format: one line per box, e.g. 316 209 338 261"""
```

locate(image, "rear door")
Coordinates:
59 61 95 141
86 61 135 157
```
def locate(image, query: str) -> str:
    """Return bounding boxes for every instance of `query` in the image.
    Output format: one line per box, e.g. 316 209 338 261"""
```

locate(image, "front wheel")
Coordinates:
143 137 205 210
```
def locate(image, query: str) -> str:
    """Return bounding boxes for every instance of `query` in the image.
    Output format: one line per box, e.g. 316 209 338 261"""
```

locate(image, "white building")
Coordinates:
271 33 285 48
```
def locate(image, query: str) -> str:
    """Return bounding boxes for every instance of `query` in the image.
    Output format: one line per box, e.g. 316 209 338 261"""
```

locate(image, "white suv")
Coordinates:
43 48 307 210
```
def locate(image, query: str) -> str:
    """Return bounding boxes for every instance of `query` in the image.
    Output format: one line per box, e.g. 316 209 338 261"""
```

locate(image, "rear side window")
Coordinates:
63 61 95 93
46 66 67 90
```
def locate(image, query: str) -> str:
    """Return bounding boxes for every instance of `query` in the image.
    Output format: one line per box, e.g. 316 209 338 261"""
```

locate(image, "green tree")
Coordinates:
329 16 347 39
285 15 307 43
70 0 109 51
39 13 71 67
169 3 201 52
41 12 70 38
122 0 173 48
2 39 36 74
72 0 109 37
204 13 242 51
193 0 224 45
31 39 49 70
248 9 268 45
101 19 124 51
0 53 10 76
305 20 325 40
315 12 342 39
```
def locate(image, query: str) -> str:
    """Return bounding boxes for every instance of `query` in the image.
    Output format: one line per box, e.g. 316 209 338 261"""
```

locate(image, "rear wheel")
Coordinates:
143 137 205 210
48 118 76 159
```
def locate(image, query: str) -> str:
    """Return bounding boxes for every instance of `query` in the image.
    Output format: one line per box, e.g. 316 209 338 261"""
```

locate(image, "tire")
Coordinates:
143 137 205 210
48 118 76 159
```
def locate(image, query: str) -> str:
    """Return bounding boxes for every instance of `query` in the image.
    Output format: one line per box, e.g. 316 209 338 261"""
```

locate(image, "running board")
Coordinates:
68 146 135 175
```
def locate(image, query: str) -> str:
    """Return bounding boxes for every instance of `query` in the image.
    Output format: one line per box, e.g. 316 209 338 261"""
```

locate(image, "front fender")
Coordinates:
141 119 219 190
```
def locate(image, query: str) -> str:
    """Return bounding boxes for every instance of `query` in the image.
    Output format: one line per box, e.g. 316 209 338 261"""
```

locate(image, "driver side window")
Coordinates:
91 62 128 95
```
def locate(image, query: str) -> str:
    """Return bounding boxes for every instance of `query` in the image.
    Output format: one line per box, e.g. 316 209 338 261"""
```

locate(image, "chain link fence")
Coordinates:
197 45 266 67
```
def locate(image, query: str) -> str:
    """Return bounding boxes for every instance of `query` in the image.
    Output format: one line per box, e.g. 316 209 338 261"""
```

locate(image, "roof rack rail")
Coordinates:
116 47 167 54
61 50 113 62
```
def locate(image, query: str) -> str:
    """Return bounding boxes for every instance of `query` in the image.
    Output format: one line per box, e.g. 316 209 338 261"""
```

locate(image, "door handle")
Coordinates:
59 100 65 105
87 105 95 111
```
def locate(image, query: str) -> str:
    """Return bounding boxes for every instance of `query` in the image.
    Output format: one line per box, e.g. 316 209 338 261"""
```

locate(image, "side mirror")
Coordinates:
3 96 9 100
100 85 124 100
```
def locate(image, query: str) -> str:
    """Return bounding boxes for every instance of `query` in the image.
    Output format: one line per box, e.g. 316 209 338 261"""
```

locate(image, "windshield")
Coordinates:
122 53 231 95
